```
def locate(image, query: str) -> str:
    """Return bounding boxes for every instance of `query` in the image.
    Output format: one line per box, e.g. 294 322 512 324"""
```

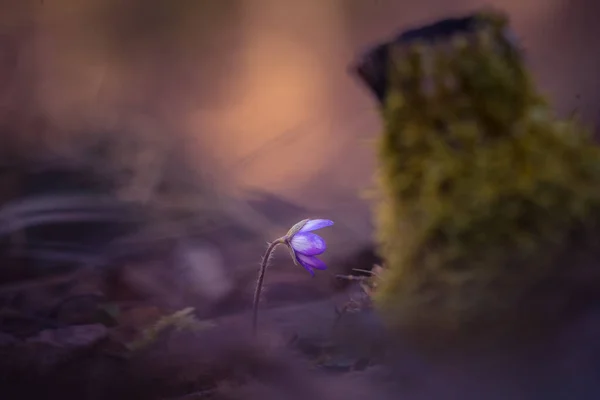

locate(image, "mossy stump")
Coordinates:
355 11 600 343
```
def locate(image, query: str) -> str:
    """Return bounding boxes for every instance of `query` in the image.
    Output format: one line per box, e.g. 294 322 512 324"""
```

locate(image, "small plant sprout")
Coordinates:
252 218 334 335
333 265 385 329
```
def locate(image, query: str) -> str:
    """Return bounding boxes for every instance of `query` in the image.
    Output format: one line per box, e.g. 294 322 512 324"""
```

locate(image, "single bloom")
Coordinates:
284 218 334 276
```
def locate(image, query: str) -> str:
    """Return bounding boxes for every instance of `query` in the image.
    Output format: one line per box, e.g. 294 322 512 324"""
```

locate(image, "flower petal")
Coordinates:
300 264 314 276
286 219 310 238
298 219 334 233
290 232 326 256
297 253 327 272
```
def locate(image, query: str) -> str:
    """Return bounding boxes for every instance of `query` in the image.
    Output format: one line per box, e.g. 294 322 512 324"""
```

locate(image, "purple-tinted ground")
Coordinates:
3 257 600 400
1 173 600 400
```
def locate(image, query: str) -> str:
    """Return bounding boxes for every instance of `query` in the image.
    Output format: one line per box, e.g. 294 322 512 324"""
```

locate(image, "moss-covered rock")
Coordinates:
360 11 600 334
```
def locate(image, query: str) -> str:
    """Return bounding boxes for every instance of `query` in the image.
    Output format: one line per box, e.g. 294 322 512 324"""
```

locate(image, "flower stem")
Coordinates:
252 238 284 336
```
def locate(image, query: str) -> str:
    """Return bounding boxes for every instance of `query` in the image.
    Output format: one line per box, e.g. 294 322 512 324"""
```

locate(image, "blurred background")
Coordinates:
2 0 599 234
0 0 597 291
0 0 598 311
0 0 600 398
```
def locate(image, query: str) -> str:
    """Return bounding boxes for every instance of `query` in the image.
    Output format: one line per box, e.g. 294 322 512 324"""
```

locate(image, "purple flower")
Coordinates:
284 219 334 276
252 218 335 334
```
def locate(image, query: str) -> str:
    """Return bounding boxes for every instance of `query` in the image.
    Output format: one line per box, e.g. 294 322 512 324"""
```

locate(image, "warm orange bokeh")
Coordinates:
3 0 597 222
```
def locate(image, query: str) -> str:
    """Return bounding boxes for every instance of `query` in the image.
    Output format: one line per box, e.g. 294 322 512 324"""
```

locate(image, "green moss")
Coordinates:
374 11 600 333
